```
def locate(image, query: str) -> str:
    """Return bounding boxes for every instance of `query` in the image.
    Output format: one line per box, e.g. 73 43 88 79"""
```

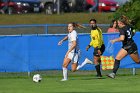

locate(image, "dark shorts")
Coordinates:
93 44 105 56
122 42 138 54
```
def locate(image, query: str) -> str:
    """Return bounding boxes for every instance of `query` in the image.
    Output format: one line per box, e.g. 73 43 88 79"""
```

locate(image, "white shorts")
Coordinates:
66 52 80 63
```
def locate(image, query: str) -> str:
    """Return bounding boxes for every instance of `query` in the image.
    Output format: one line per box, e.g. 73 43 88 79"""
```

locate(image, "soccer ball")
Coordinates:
33 74 42 83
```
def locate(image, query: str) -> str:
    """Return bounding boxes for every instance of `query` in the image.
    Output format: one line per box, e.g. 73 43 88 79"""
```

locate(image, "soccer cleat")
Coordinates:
107 73 115 79
61 78 68 81
85 58 93 64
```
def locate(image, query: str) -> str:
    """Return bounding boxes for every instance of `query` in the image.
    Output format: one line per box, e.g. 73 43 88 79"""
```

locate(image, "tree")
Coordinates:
114 0 140 31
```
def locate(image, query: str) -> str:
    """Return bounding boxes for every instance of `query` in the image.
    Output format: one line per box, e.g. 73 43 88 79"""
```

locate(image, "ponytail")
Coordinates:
71 22 86 29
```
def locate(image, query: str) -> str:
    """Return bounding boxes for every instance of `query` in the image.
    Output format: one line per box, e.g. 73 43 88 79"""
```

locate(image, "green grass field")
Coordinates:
1 13 140 93
1 70 140 93
0 13 114 35
0 13 114 25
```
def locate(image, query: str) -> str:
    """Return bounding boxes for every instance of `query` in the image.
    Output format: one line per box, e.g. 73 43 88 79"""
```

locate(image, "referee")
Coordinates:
86 19 105 77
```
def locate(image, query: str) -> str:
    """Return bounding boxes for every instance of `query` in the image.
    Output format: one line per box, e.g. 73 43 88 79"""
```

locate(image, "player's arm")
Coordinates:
111 29 125 44
111 35 125 44
86 31 96 51
58 36 68 45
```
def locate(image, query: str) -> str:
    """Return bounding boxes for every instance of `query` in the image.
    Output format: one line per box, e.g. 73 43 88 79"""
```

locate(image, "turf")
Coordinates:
0 70 140 93
0 13 114 25
0 13 113 35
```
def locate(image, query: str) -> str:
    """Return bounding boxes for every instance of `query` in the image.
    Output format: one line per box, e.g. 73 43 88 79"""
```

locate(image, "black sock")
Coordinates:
113 59 120 74
95 64 102 76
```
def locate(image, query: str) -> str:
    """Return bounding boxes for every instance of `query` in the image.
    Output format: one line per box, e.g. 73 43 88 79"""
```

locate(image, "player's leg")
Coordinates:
71 53 80 72
113 48 128 74
107 48 128 78
61 56 71 81
76 58 93 70
129 43 140 64
94 44 105 77
130 53 140 64
72 59 92 71
71 63 78 72
94 56 102 77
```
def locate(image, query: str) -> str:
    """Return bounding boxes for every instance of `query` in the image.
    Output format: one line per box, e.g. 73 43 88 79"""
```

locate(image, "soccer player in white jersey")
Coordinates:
58 22 82 81
58 22 92 81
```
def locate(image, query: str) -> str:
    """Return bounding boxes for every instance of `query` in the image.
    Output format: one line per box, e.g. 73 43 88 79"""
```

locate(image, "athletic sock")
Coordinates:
62 67 68 80
113 59 120 74
76 60 87 70
95 64 102 77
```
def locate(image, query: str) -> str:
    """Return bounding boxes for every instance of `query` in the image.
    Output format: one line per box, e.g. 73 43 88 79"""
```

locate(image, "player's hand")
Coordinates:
110 40 115 44
58 40 63 45
86 45 90 51
97 50 101 55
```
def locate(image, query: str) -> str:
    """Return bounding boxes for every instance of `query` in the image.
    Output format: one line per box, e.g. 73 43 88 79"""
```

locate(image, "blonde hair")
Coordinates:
119 15 132 25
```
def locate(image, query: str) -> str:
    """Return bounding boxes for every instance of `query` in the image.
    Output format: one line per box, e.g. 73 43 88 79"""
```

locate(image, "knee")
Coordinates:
94 60 98 65
71 69 76 72
94 59 100 65
115 57 122 60
62 64 67 68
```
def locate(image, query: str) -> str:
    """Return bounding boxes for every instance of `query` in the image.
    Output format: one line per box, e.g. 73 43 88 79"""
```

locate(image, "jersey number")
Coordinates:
127 28 132 39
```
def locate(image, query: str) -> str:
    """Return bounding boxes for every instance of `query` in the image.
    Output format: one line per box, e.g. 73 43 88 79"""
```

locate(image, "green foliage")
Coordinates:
114 0 140 30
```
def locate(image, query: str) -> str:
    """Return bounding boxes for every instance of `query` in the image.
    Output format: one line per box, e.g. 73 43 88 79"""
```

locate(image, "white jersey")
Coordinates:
68 30 80 53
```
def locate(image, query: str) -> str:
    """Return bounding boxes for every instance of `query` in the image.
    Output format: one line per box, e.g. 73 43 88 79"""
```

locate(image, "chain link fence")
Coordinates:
0 24 109 35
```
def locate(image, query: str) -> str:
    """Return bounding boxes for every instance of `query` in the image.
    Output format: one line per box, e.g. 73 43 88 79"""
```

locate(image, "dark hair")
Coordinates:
89 19 97 23
73 22 79 28
110 20 118 28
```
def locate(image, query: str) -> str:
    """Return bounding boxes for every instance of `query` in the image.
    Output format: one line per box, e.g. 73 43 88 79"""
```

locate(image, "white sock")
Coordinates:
76 60 87 70
62 67 68 80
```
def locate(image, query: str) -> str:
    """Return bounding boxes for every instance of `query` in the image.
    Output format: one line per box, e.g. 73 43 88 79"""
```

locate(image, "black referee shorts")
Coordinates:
93 44 105 57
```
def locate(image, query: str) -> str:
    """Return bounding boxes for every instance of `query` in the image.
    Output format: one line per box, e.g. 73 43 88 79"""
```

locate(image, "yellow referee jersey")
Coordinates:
89 27 104 48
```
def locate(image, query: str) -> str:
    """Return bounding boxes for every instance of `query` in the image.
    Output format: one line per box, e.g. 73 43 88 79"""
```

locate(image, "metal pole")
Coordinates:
132 68 136 75
28 72 31 77
57 0 60 15
45 24 48 34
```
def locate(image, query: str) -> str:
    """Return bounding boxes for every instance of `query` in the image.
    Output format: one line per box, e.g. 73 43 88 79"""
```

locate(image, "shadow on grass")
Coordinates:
70 77 106 80
81 77 106 80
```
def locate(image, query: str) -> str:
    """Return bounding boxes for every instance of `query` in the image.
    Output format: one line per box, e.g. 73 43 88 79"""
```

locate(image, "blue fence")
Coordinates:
0 32 140 72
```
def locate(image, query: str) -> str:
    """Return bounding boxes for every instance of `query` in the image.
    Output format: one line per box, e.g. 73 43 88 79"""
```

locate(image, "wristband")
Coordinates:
88 45 91 47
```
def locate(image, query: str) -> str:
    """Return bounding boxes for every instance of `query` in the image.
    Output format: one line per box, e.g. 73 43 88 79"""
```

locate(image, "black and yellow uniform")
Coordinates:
89 27 105 56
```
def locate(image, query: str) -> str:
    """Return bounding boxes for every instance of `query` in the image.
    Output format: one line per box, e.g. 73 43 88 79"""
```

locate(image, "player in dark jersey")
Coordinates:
107 16 140 79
